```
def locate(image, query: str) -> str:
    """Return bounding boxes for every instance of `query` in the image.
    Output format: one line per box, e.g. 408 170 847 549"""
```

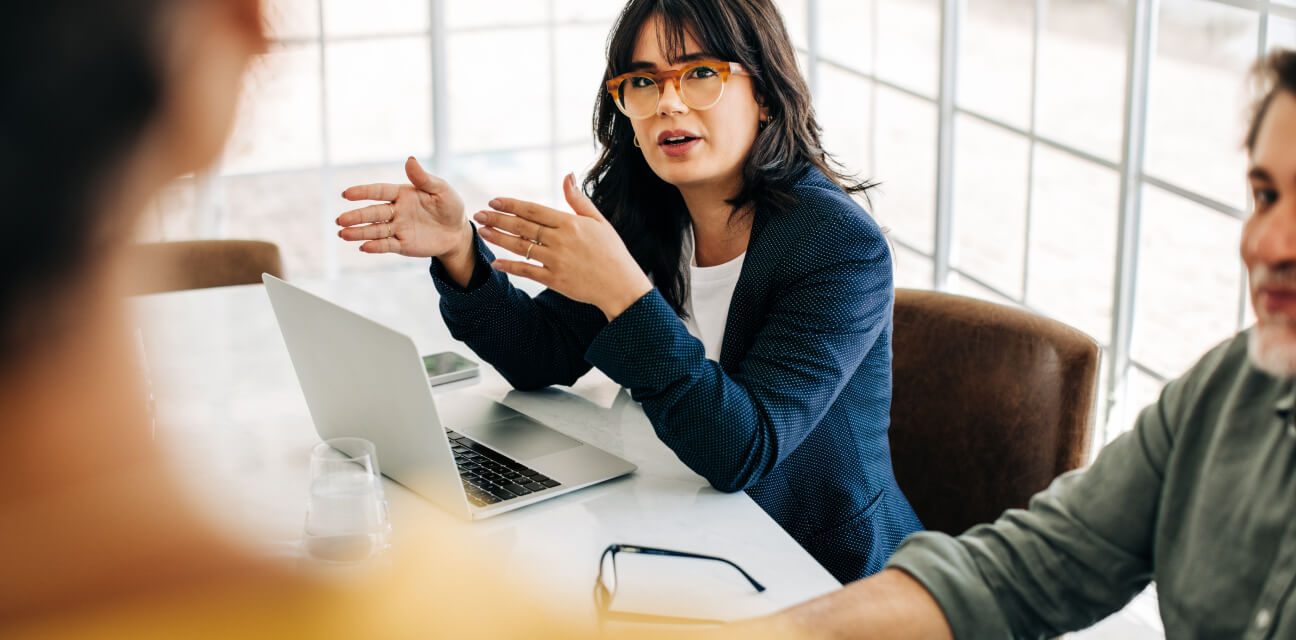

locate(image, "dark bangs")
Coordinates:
607 2 747 76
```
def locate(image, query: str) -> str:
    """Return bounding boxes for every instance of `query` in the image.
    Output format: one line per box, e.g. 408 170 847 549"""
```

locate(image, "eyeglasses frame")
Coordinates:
592 543 766 626
604 59 750 120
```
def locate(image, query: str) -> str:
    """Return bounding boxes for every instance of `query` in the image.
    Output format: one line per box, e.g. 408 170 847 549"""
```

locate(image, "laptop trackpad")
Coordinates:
466 416 582 461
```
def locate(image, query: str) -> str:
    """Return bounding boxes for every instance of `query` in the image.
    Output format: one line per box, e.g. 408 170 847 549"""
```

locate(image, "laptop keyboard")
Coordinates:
445 430 562 507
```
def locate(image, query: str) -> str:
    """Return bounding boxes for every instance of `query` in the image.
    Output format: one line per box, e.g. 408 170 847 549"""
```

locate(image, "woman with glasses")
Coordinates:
339 0 923 583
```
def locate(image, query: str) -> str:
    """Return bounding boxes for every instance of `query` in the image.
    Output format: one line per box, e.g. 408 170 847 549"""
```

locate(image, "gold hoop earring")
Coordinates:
633 137 641 148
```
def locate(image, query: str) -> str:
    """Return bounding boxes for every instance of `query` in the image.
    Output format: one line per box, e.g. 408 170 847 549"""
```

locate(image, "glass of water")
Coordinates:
303 437 391 563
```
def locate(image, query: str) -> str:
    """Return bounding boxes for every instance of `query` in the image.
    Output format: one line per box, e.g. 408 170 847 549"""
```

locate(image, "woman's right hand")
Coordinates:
337 156 471 260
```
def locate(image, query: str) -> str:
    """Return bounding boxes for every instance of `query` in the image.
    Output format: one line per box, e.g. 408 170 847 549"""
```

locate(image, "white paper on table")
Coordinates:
604 553 771 622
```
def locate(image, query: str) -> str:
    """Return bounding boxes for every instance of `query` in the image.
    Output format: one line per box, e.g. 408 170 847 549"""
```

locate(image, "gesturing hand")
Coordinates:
337 156 471 259
474 174 654 321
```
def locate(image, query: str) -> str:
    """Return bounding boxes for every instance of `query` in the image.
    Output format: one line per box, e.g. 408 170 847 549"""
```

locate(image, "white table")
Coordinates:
135 267 840 626
135 266 1163 636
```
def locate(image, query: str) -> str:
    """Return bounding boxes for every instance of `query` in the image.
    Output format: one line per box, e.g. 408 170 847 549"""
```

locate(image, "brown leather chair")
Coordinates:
889 288 1100 536
126 239 284 295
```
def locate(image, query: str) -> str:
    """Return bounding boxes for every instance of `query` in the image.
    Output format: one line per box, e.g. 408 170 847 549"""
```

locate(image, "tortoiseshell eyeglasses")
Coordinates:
605 59 751 120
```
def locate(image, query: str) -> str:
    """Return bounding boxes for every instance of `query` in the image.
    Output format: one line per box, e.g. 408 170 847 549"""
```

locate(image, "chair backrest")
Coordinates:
126 240 284 295
889 289 1100 535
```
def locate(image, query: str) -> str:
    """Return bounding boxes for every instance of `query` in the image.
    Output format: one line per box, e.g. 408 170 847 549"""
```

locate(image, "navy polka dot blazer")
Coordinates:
431 167 923 582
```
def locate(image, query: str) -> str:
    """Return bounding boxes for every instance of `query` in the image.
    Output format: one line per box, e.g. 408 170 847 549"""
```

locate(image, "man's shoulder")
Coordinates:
1189 331 1251 381
1158 330 1283 435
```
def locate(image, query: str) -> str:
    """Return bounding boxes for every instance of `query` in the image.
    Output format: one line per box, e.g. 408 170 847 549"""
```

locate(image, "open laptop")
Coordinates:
262 274 636 520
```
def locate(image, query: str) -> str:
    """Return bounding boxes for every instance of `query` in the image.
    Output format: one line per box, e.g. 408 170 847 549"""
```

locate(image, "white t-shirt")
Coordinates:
681 230 746 362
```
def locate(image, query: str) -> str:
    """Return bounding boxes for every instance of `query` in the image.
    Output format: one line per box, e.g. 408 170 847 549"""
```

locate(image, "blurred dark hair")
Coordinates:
1246 49 1296 153
586 0 874 316
0 1 249 363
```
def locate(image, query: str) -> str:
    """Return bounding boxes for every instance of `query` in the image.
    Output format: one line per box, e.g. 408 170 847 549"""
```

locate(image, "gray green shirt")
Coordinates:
888 331 1296 639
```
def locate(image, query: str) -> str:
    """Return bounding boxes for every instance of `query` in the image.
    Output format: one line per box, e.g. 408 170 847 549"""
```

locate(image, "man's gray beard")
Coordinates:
1248 323 1296 378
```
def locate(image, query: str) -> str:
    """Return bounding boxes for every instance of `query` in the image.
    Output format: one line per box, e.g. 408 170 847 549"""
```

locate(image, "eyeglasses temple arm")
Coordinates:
620 545 766 592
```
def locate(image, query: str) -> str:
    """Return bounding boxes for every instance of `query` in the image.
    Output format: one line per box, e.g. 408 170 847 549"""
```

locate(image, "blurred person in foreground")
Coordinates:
0 2 741 638
737 48 1296 640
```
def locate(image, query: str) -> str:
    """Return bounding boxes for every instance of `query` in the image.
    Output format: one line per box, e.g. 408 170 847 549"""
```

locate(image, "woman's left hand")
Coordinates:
474 173 654 321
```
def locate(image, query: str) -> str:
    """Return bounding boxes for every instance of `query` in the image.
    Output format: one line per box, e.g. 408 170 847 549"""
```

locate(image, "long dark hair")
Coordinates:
585 0 874 316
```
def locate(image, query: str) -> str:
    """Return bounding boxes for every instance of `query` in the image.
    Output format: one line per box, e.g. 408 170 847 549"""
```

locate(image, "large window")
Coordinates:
141 1 622 278
143 0 1296 442
795 0 1296 441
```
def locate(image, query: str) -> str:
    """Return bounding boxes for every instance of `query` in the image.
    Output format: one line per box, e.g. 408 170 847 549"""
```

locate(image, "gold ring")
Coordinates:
534 227 544 245
525 243 536 261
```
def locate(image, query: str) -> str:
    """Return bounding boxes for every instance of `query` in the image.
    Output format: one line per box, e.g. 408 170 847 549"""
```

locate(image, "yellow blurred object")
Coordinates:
4 516 794 640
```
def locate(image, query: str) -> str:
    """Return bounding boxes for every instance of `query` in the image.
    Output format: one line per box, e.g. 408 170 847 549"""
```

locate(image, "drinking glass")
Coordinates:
303 437 391 563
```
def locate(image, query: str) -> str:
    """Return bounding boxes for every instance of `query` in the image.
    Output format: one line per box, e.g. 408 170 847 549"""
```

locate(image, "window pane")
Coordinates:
949 272 1018 307
446 0 546 30
558 143 602 189
554 1 621 22
448 30 551 153
221 171 326 278
452 150 553 214
1270 14 1296 53
1091 355 1112 449
452 151 554 262
555 25 612 144
1242 282 1256 331
953 115 1029 299
1116 367 1169 442
1145 0 1256 211
1132 186 1243 377
876 0 940 99
326 37 432 164
265 0 318 41
1026 147 1119 344
817 65 874 182
323 0 427 37
893 244 933 290
1036 0 1127 162
777 0 808 50
224 44 323 175
873 87 937 254
143 180 200 242
819 0 875 73
959 0 1033 128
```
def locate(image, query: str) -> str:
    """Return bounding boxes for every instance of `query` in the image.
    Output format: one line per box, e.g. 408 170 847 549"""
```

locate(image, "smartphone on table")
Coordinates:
421 351 481 386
